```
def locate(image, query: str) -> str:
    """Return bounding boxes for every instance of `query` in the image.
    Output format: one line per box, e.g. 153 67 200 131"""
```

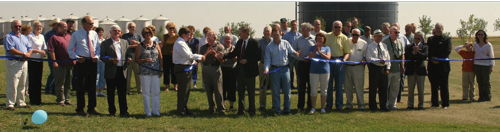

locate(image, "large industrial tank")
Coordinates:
133 15 151 34
21 16 33 26
152 14 170 36
298 2 398 33
0 17 5 37
62 13 80 31
115 16 131 33
4 17 16 35
43 15 60 34
99 19 117 39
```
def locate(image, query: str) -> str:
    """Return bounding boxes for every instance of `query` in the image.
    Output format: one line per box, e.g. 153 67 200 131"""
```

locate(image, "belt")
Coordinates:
203 64 219 66
175 64 192 66
345 64 361 66
271 65 288 68
331 56 344 59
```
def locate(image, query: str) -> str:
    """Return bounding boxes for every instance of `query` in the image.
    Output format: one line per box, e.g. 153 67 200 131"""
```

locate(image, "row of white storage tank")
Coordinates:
0 14 170 39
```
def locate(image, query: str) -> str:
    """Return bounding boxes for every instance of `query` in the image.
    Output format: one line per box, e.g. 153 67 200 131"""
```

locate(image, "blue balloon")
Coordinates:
32 110 48 124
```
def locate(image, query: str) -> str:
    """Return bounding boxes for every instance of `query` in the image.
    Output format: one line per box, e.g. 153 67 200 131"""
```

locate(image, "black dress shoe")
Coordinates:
88 110 101 115
109 114 116 117
186 111 194 115
236 111 246 115
120 112 130 117
259 107 266 111
407 106 414 109
77 111 89 117
248 112 256 116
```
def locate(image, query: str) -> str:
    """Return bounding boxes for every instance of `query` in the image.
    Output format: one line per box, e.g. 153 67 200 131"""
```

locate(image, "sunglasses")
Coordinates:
169 27 175 30
13 25 22 28
145 32 152 34
129 26 135 28
395 31 400 34
352 34 360 37
415 38 421 40
87 23 94 25
334 26 341 29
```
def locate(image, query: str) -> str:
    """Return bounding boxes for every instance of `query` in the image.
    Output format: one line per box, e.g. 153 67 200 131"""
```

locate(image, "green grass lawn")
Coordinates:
1 37 500 131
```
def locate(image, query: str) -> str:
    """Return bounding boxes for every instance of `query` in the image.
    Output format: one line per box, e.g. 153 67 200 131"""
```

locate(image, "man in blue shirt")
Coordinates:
258 25 273 110
121 22 143 94
282 20 302 90
264 26 300 115
67 16 101 116
4 20 33 110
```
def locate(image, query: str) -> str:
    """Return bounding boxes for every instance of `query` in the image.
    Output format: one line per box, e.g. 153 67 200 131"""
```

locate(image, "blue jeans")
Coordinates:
45 52 55 94
192 65 198 86
327 61 344 109
96 60 106 89
270 66 291 113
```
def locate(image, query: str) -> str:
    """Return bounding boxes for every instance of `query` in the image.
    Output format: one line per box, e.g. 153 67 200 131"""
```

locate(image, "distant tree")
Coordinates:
443 32 451 37
456 14 488 43
193 29 203 38
418 15 434 38
155 28 164 39
218 21 256 40
314 16 326 31
493 18 500 31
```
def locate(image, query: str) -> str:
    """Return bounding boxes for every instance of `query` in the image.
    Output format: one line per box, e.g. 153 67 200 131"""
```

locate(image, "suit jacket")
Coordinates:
100 38 132 79
405 42 428 76
427 35 452 72
224 37 261 78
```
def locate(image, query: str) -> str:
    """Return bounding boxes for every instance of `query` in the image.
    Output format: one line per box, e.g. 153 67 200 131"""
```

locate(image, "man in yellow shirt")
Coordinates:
324 20 351 111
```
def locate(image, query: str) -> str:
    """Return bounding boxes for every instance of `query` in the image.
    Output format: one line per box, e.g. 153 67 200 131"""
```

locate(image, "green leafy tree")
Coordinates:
418 15 434 38
456 14 488 43
314 16 326 31
493 18 500 31
193 29 203 38
218 21 256 40
443 32 451 37
155 28 164 40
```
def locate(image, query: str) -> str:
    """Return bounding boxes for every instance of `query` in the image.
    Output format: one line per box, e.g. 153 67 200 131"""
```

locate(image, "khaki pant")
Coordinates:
387 72 401 107
344 65 365 109
202 65 225 112
258 62 273 108
54 65 73 104
127 53 141 93
5 60 28 107
407 71 425 108
462 71 475 100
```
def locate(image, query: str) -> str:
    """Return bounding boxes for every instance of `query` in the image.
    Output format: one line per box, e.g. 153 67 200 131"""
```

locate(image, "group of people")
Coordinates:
3 15 494 117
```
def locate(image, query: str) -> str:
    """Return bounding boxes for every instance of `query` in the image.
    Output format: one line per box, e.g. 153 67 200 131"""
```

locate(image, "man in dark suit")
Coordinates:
427 23 452 109
220 26 261 115
100 25 132 116
404 31 428 109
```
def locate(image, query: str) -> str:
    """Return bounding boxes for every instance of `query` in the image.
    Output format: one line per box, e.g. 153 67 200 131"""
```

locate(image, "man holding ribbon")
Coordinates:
49 21 75 107
67 16 101 116
427 23 452 109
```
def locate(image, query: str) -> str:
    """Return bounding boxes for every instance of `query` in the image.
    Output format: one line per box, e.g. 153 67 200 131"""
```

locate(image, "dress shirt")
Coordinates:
259 37 273 62
405 33 415 45
173 37 203 65
241 37 250 53
283 31 301 45
48 33 74 66
366 41 391 69
28 32 47 59
4 32 32 57
281 27 291 36
219 34 239 46
310 30 326 36
474 42 495 66
325 32 351 56
360 35 374 45
66 29 101 59
347 38 368 64
264 39 297 71
292 35 316 61
112 39 123 66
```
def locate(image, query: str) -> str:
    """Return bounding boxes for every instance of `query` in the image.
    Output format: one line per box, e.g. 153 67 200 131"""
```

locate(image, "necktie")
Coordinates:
377 43 383 59
241 40 246 58
88 32 95 57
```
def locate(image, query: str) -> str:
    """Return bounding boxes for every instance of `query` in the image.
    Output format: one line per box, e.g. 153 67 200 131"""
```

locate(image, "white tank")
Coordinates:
152 14 170 35
62 13 80 32
101 16 114 22
115 16 131 33
21 16 33 26
4 17 16 35
80 13 99 30
132 15 151 34
33 15 46 33
99 19 117 39
43 15 60 34
0 17 5 37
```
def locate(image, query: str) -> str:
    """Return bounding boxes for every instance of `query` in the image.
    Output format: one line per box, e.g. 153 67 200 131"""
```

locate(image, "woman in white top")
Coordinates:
27 21 47 105
473 30 495 102
95 27 107 97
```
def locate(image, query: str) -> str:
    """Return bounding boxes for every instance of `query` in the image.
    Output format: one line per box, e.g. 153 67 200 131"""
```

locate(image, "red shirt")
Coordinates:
458 49 474 72
48 33 76 66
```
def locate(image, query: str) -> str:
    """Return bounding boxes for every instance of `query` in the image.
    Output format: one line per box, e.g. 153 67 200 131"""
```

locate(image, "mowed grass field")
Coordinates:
0 37 500 131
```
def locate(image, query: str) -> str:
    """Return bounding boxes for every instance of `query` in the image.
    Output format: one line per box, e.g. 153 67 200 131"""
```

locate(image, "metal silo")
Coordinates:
0 17 5 37
43 15 60 34
62 13 80 31
99 19 117 39
4 17 15 35
101 16 114 22
152 14 170 35
133 15 151 33
115 16 131 33
21 16 33 26
298 2 398 33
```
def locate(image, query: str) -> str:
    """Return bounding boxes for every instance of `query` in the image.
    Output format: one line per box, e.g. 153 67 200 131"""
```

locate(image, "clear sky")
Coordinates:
1 2 499 37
